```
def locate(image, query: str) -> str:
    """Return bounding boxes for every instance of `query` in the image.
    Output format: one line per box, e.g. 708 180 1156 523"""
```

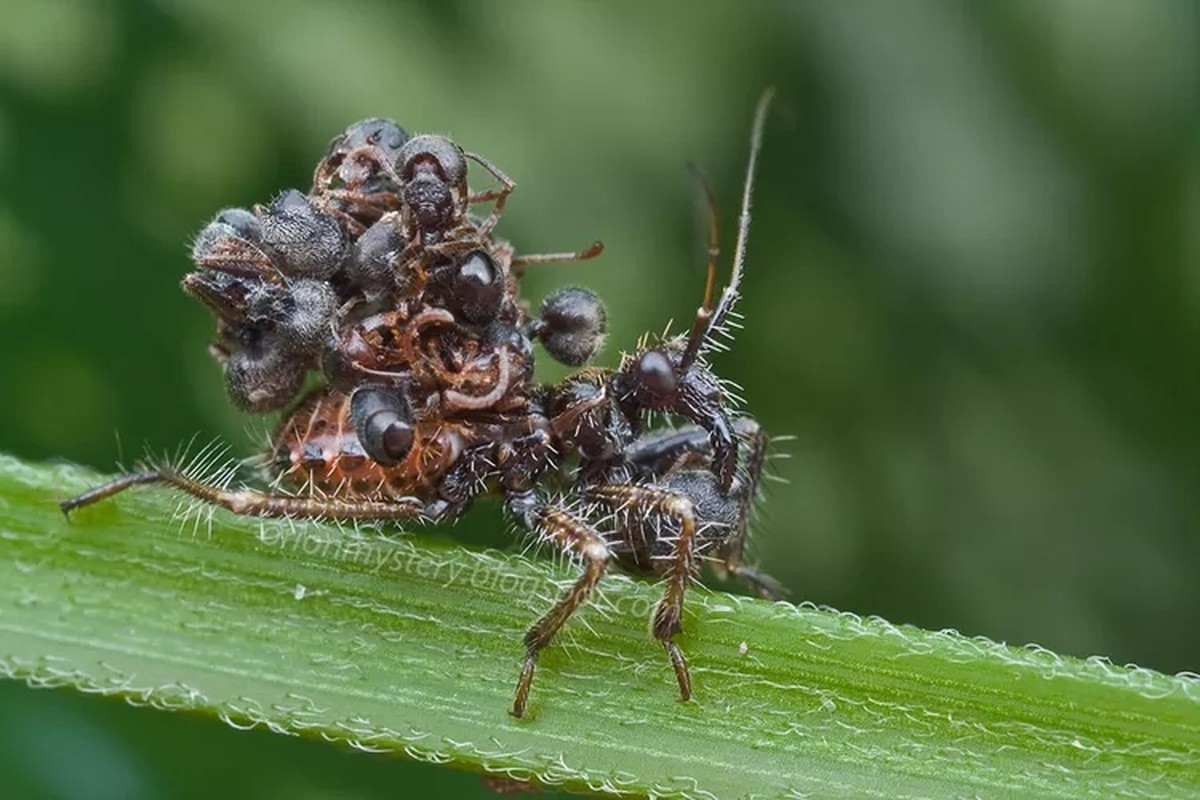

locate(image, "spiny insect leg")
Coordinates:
62 467 429 522
716 417 784 599
626 419 784 600
585 483 697 703
59 471 163 515
625 426 715 476
507 493 609 718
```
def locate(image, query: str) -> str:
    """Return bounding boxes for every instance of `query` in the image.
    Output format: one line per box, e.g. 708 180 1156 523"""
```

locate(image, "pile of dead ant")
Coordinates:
64 90 778 717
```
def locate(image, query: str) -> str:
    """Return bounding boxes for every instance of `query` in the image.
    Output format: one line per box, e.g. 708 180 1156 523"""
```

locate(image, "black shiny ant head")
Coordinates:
397 134 468 235
530 286 607 366
350 385 415 466
320 117 409 194
428 250 504 326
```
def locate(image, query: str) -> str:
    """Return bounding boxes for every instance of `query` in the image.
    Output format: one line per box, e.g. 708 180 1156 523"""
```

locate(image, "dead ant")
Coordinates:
62 89 778 717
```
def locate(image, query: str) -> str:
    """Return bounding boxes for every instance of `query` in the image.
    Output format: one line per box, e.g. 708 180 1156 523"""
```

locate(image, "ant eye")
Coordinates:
398 134 467 187
350 386 415 466
634 350 677 399
453 250 503 324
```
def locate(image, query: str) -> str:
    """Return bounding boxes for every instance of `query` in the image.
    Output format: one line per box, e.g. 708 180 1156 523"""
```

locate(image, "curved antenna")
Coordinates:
680 87 775 370
680 163 722 369
463 150 516 237
511 240 604 269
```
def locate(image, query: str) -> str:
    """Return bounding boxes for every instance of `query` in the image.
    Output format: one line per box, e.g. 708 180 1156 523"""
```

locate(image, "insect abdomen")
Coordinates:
272 389 459 500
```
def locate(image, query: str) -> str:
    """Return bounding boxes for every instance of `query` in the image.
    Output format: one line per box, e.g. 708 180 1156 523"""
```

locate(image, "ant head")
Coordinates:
424 249 508 326
398 134 467 186
189 273 335 414
530 286 607 366
224 345 305 413
329 118 408 162
186 209 284 327
397 134 469 234
318 118 408 194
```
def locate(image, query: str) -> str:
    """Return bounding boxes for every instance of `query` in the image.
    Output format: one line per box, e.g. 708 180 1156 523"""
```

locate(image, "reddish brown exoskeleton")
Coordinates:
63 90 779 717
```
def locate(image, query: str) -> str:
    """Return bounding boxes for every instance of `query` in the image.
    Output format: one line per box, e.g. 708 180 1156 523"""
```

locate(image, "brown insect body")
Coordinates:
271 389 466 501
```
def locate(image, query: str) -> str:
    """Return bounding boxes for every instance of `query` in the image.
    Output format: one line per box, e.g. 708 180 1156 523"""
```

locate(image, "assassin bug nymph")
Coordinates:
62 89 778 717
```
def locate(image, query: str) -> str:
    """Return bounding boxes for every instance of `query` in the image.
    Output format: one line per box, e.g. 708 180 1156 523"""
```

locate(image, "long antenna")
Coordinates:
681 87 774 369
679 163 721 368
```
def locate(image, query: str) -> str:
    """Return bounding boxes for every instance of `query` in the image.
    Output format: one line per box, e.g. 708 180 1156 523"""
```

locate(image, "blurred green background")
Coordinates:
1 0 1197 797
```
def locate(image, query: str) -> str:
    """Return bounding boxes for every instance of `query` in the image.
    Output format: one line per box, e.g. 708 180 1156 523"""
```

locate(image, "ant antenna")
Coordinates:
464 150 516 236
681 162 721 369
680 87 774 370
511 240 604 270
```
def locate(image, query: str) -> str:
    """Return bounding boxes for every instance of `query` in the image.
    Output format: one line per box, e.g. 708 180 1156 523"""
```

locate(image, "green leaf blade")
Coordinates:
1 454 1197 798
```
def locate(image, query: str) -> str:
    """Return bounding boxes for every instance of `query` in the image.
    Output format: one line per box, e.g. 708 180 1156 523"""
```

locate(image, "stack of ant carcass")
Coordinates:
91 95 779 716
186 119 607 509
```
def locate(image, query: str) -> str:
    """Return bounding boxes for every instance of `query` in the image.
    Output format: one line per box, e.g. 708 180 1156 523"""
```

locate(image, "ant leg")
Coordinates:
622 418 783 599
510 241 604 271
715 418 785 599
464 150 515 238
585 484 697 703
417 236 484 264
506 491 609 717
61 466 433 522
59 471 163 514
624 426 714 477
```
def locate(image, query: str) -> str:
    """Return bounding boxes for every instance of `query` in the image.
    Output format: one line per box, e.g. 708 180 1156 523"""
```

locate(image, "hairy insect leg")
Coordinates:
585 484 698 703
59 471 164 515
624 419 783 599
625 426 716 477
506 491 609 717
713 418 783 598
61 466 432 522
